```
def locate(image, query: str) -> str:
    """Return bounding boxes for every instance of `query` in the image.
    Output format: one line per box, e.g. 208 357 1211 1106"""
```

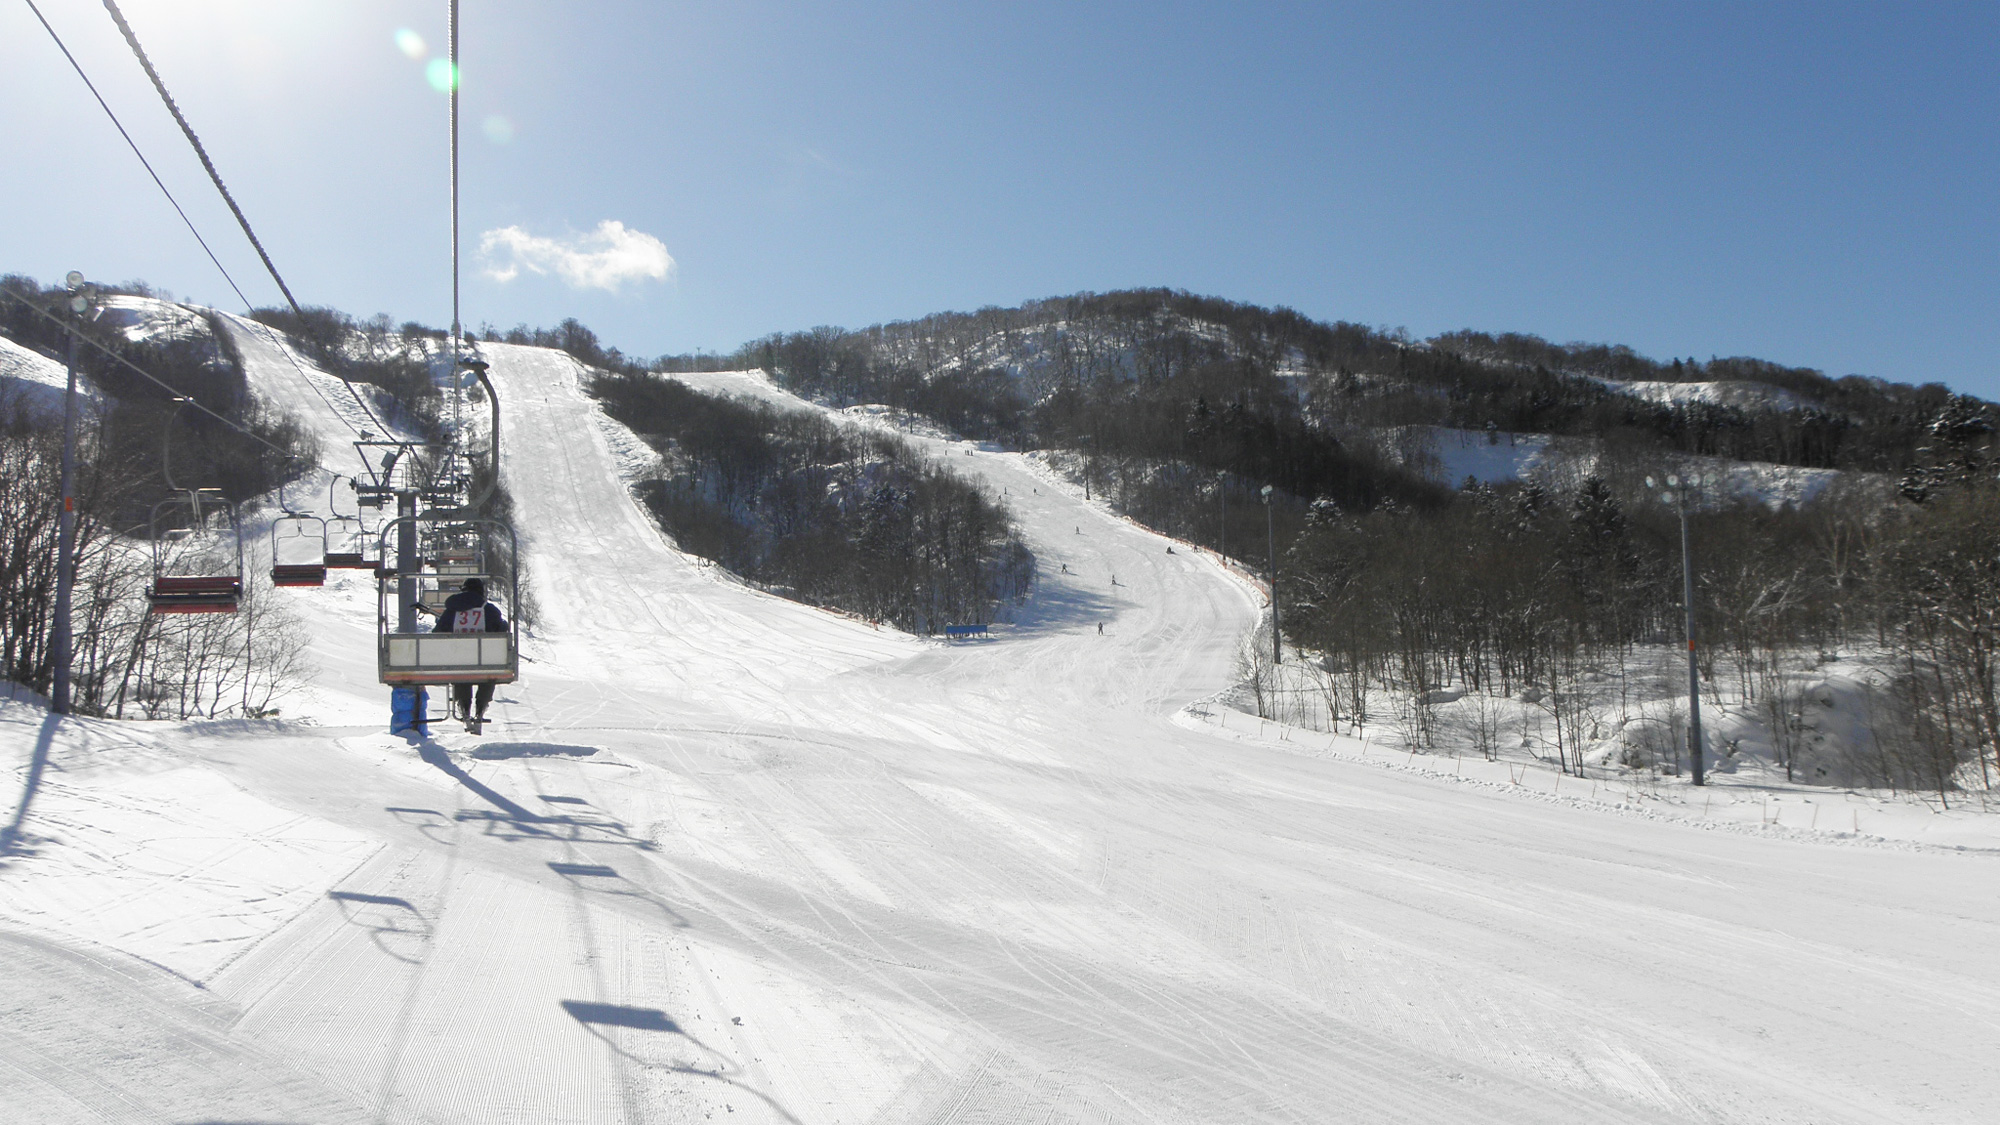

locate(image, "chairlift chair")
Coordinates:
270 512 329 587
324 481 377 569
420 529 485 606
324 515 378 570
376 514 519 688
147 489 244 614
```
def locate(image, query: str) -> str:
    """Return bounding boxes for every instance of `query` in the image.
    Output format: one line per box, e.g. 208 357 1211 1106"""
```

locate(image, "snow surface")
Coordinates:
1400 425 1853 508
2 342 1998 1123
93 294 213 345
1592 376 1813 413
1412 426 1556 485
0 333 88 418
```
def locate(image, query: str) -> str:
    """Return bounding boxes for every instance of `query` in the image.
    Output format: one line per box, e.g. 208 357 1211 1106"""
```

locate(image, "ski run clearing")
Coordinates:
3 332 1997 1124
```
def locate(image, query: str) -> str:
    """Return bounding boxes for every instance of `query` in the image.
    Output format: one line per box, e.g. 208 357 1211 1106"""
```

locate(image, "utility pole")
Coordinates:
1647 474 1705 785
52 272 91 715
1262 484 1279 667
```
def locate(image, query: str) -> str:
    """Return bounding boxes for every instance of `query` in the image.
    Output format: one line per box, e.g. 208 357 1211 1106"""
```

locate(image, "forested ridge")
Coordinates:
10 275 2000 797
0 280 1037 716
715 288 1950 473
641 287 2000 795
2 276 320 717
589 369 1034 633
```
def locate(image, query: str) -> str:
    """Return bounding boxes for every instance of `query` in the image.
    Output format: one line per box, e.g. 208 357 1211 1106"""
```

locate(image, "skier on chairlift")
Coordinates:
419 577 507 732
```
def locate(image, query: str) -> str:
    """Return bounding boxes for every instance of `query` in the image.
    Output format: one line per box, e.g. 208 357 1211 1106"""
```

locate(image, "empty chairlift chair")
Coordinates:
270 512 329 587
324 479 378 571
147 490 244 614
325 514 375 570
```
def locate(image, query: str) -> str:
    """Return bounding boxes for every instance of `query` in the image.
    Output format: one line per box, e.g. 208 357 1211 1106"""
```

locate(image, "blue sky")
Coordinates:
4 1 1996 394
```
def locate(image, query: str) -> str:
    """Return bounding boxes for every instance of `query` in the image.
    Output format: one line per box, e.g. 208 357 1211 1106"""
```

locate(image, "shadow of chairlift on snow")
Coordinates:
326 890 432 964
383 805 457 846
469 741 600 761
562 1000 680 1033
559 1001 804 1124
546 860 691 928
549 861 619 878
415 741 655 850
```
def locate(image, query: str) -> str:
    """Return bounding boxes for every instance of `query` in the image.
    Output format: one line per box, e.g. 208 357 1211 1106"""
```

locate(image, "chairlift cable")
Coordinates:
0 290 300 463
18 0 254 312
450 0 464 443
22 0 371 453
97 0 392 437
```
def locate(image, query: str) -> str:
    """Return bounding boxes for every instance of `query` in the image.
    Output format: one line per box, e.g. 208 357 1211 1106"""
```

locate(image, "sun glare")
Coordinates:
425 58 459 93
394 29 426 60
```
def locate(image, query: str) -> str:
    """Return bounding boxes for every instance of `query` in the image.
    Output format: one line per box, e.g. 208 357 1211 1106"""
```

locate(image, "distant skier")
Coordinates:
419 577 508 732
1097 621 1104 635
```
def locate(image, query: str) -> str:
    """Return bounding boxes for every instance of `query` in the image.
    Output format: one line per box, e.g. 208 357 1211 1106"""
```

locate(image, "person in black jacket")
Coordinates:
421 577 507 731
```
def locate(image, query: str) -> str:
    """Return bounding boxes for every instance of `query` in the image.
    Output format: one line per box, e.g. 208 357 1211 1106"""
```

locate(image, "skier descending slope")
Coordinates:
419 577 508 732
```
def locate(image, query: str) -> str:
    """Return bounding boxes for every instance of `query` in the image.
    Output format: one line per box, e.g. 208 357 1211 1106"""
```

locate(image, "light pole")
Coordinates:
52 271 92 716
1261 484 1279 666
1217 471 1227 563
1646 473 1704 786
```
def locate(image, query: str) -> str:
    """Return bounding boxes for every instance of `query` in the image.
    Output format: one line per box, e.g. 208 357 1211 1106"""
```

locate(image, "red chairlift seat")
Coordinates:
271 512 329 588
149 575 242 614
324 486 377 569
148 490 244 615
272 563 328 587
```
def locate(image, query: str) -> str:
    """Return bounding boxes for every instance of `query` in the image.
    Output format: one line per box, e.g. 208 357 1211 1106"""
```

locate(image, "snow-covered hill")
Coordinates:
2 325 1997 1123
1590 375 1815 413
0 333 86 418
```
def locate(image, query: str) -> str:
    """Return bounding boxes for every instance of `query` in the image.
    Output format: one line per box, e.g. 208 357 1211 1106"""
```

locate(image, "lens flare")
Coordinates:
394 29 426 59
426 58 459 93
482 115 516 144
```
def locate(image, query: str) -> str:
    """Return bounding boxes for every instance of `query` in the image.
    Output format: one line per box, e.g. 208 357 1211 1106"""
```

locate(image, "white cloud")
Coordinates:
479 220 673 291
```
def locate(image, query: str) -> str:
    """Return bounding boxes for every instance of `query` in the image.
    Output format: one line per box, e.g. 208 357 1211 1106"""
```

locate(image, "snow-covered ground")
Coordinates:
94 294 213 346
1592 376 1813 413
1207 650 2000 852
1423 426 1556 485
3 341 1997 1123
0 333 87 418
1403 425 1852 507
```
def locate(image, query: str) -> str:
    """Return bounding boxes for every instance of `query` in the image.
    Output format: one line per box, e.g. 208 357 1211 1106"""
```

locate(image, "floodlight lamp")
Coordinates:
1666 474 1679 487
69 295 88 314
65 270 84 291
1260 484 1274 501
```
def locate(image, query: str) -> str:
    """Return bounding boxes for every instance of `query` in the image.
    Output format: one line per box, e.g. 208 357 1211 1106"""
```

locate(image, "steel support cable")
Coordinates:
22 0 366 453
1 288 304 464
20 0 252 312
98 0 391 437
451 0 462 362
449 0 471 474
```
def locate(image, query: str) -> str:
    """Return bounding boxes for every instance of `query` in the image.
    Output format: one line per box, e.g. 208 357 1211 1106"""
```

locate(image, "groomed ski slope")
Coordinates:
1 338 1997 1124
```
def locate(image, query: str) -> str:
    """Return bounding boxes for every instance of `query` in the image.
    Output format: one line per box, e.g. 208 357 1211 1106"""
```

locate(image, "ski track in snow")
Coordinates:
1 348 1996 1123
